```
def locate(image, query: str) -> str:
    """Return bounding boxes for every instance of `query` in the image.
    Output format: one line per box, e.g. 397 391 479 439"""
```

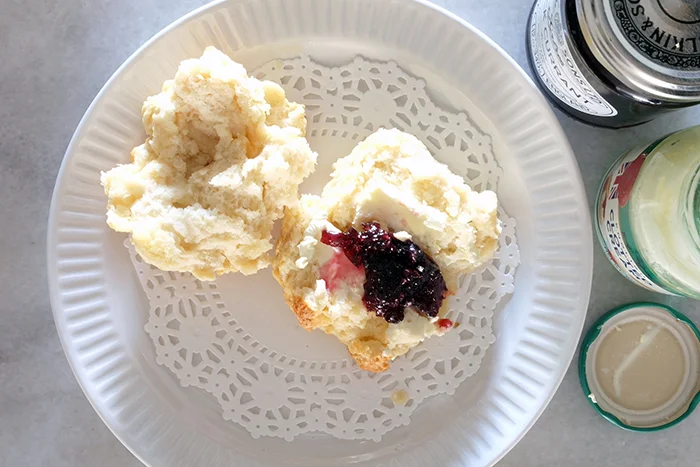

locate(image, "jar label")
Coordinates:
529 0 619 117
597 146 672 294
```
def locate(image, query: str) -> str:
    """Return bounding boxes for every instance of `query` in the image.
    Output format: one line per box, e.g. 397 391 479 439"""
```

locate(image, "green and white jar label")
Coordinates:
597 144 673 294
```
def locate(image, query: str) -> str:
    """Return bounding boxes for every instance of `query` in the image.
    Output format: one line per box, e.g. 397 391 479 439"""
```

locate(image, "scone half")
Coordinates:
100 46 316 280
273 129 500 372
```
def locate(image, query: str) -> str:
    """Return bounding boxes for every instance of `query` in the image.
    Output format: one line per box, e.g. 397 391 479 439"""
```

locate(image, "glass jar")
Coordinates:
596 126 700 298
527 0 700 128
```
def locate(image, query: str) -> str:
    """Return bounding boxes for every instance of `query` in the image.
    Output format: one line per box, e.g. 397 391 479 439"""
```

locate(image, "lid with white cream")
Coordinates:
579 302 700 431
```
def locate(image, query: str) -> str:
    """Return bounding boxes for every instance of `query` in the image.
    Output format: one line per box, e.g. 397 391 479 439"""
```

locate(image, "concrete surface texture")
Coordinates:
1 0 699 465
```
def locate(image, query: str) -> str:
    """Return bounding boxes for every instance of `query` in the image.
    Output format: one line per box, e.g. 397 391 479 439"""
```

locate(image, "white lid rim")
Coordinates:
579 302 700 431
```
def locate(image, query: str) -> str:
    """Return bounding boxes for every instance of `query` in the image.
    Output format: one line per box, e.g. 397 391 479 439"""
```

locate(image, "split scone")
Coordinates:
273 129 500 372
101 47 316 280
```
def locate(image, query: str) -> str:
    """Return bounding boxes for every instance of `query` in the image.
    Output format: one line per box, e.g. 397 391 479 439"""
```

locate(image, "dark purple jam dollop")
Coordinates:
321 222 447 324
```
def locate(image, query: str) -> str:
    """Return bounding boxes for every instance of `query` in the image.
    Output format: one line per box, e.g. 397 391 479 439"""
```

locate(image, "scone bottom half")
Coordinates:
100 46 317 280
273 128 501 372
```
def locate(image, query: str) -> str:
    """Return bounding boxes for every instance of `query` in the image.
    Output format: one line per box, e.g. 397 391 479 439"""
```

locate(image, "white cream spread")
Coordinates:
384 308 443 356
352 181 448 238
295 212 339 269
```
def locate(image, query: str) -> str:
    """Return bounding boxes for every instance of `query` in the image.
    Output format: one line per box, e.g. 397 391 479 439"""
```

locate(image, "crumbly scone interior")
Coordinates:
101 46 316 280
273 129 500 372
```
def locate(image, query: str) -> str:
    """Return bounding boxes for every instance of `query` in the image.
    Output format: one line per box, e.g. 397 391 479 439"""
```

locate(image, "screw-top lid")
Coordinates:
577 0 700 102
579 303 700 431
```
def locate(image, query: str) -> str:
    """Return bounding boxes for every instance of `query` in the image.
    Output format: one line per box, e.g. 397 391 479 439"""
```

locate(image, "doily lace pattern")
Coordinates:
130 56 520 441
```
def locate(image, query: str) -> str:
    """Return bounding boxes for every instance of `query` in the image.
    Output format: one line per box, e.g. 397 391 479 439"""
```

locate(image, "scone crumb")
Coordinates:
391 389 410 406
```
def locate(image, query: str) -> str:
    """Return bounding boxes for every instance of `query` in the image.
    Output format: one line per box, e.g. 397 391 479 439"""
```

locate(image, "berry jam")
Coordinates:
321 222 447 324
437 318 454 331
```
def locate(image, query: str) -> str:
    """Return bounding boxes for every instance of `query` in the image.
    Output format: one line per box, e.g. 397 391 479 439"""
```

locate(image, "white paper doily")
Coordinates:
128 56 520 442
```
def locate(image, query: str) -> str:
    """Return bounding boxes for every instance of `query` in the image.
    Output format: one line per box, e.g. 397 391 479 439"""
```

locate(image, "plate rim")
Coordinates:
422 4 592 465
47 0 593 465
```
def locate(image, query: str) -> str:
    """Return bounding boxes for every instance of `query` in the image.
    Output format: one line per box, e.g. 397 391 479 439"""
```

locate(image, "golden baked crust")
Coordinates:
273 204 320 331
274 200 340 332
346 339 391 372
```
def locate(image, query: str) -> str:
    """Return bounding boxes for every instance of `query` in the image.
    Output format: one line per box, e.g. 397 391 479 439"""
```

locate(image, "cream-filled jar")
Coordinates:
596 125 700 298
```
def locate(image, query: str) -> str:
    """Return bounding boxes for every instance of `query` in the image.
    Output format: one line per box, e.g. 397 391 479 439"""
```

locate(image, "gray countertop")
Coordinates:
2 0 700 465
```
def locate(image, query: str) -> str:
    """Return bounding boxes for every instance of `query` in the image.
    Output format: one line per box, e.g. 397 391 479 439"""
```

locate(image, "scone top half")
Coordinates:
273 128 500 372
101 47 316 280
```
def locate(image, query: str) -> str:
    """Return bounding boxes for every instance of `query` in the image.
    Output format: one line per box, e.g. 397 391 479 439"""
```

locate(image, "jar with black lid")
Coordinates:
527 0 700 128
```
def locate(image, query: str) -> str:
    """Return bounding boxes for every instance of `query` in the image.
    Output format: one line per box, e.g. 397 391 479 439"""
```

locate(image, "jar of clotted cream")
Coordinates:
596 125 700 297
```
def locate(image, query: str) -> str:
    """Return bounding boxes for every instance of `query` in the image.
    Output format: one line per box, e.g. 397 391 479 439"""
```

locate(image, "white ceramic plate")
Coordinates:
47 0 593 465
